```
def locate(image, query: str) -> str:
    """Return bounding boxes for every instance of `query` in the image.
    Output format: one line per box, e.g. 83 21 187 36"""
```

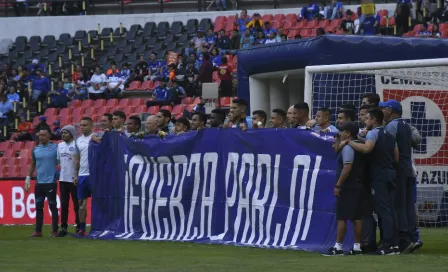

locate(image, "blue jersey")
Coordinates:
360 15 377 35
153 86 169 101
32 143 58 184
148 60 161 74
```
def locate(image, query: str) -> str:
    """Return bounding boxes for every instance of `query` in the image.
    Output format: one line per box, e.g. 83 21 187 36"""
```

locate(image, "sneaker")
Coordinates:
56 229 67 237
400 241 414 254
376 245 395 255
393 246 401 255
411 240 423 252
30 232 42 237
50 231 57 237
348 248 363 255
322 246 344 256
76 230 86 237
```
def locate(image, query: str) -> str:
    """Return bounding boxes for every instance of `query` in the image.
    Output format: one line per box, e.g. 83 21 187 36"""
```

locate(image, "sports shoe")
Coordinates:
30 232 42 237
411 240 423 252
376 245 395 255
322 247 344 256
348 248 363 255
400 241 414 253
76 230 86 237
393 246 401 255
50 231 57 237
56 229 67 237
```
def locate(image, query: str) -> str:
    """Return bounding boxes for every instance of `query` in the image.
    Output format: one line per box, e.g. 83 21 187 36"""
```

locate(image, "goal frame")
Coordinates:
304 58 448 118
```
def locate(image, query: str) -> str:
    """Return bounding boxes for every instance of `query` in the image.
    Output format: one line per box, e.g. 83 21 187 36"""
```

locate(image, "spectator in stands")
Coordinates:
215 0 227 11
0 94 13 130
246 13 263 29
252 110 267 128
231 29 241 50
230 98 249 128
317 28 326 36
265 32 278 44
271 109 287 128
192 29 207 54
166 63 176 87
255 31 266 45
169 80 186 105
30 69 50 103
276 28 284 42
7 86 20 103
183 61 199 97
34 116 50 140
72 65 83 84
15 116 34 141
174 117 191 135
250 20 263 36
240 29 255 49
313 108 339 133
191 111 207 130
147 53 161 81
134 55 149 82
69 76 88 101
262 22 276 37
340 9 356 34
145 115 159 135
189 53 202 71
121 63 131 86
127 116 142 137
10 68 20 82
28 59 46 75
52 121 62 141
432 23 441 38
193 98 206 114
359 13 379 35
217 56 234 97
88 67 107 99
206 28 217 51
300 1 320 21
48 81 69 108
210 108 226 128
324 0 343 20
286 106 297 128
156 109 173 133
211 48 222 67
417 23 432 37
199 52 214 86
236 9 251 32
147 79 170 107
185 41 196 59
280 34 287 41
395 0 412 35
63 77 73 92
216 29 232 54
105 64 123 98
106 62 119 76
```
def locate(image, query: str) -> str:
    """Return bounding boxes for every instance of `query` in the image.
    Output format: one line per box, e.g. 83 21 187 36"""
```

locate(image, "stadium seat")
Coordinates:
285 13 298 21
81 99 94 108
134 105 147 115
92 115 101 123
440 23 448 31
84 107 97 116
105 99 119 110
32 116 40 126
185 104 195 112
18 166 29 178
122 106 133 116
380 17 388 27
69 100 81 108
318 20 329 28
131 98 144 107
388 18 396 26
11 141 24 151
5 165 18 178
93 99 107 108
125 81 141 91
6 157 19 166
262 14 274 22
330 19 341 29
139 80 154 91
283 21 294 30
2 149 16 158
59 108 72 117
160 105 172 112
96 107 109 116
413 24 423 32
0 141 12 152
310 28 317 36
171 105 184 116
0 165 6 178
193 97 201 105
215 15 226 25
44 108 57 117
378 9 389 18
147 106 160 115
72 107 85 117
24 141 36 150
72 115 82 124
272 20 284 30
18 149 32 159
59 115 71 126
274 14 285 22
118 98 131 107
219 97 231 107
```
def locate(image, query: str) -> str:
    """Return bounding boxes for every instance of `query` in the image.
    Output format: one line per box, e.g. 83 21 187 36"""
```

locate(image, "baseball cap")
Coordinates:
379 99 402 113
39 115 47 121
32 59 38 64
338 121 359 137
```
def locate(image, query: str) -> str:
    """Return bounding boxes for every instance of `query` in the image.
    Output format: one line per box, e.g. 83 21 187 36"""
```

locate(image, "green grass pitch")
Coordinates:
0 226 447 272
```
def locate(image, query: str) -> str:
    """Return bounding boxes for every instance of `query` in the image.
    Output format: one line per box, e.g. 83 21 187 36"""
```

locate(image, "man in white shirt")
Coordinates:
74 117 93 236
56 125 80 237
88 67 107 97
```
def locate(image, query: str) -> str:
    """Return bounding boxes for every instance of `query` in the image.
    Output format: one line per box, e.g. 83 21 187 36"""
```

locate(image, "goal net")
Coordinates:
304 58 448 228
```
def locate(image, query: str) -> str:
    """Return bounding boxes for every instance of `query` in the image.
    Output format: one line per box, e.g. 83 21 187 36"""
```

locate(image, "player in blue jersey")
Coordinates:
25 127 59 237
344 108 399 255
74 117 94 236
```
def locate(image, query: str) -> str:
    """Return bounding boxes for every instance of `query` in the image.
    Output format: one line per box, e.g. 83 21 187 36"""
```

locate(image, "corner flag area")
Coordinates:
0 226 447 271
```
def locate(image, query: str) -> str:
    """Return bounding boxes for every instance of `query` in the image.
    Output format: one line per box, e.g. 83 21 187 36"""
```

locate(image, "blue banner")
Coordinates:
88 129 354 252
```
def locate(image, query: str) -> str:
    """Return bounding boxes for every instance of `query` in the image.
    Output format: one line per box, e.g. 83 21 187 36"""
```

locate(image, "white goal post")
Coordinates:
304 58 448 227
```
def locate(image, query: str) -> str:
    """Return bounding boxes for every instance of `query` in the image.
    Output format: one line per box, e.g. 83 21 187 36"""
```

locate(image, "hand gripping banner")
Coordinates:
88 129 353 252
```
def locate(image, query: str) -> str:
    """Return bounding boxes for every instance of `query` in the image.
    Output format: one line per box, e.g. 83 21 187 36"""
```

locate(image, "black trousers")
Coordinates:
59 181 80 230
371 180 397 247
35 183 58 233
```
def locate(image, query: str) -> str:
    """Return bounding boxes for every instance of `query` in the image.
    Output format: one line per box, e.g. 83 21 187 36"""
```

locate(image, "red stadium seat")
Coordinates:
227 15 236 25
171 104 184 116
285 13 298 21
215 15 226 25
24 141 36 150
5 157 19 166
219 97 231 107
44 108 57 117
304 20 318 29
193 97 201 105
105 99 119 109
225 22 235 32
69 100 81 108
147 106 160 115
287 29 298 39
139 80 154 91
2 148 15 158
32 116 40 126
81 99 94 108
283 21 294 30
59 108 72 117
122 106 133 116
442 30 448 37
18 166 29 178
378 9 389 18
144 97 153 104
272 20 284 30
5 165 18 178
185 104 195 112
0 165 6 177
160 105 172 112
84 107 97 116
388 17 396 27
181 97 193 105
380 17 388 27
274 14 285 22
291 21 304 30
440 23 448 31
93 99 107 108
96 107 109 116
92 115 101 123
134 105 147 115
11 141 24 151
118 98 131 107
72 115 82 124
310 28 317 36
131 98 144 107
18 149 32 159
318 20 329 28
72 107 85 117
330 19 341 28
214 22 225 33
413 24 423 32
0 141 12 152
125 81 141 91
300 29 311 37
262 14 274 22
59 115 71 126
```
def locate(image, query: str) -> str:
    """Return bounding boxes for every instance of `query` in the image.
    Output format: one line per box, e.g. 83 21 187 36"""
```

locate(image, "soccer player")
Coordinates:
112 110 127 135
313 108 339 133
252 110 267 128
127 115 142 137
293 102 310 129
91 113 113 143
230 98 249 128
344 108 398 255
56 125 80 237
25 128 59 237
380 99 417 253
271 109 287 128
191 111 206 130
210 108 226 128
74 117 94 236
326 122 365 256
336 109 356 127
410 125 423 251
358 104 375 137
